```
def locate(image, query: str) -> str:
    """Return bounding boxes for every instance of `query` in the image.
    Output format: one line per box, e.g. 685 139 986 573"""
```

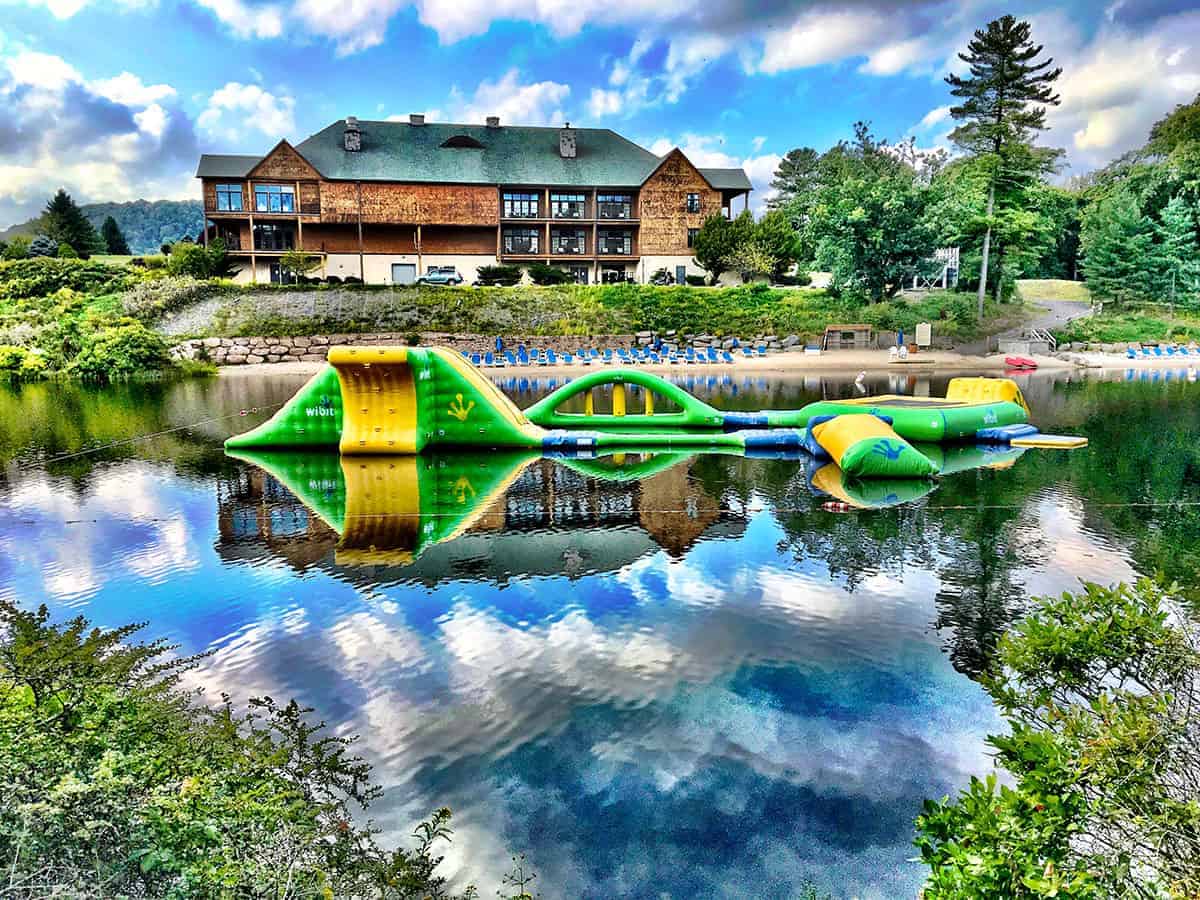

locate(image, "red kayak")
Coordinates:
1005 356 1038 370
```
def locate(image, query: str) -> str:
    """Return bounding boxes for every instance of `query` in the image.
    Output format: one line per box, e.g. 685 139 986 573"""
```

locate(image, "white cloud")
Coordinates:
292 0 403 53
198 81 296 141
916 105 952 131
1043 10 1200 172
0 48 197 227
195 0 284 39
588 88 623 118
751 135 766 152
442 68 569 127
90 71 176 107
756 9 889 75
6 0 153 18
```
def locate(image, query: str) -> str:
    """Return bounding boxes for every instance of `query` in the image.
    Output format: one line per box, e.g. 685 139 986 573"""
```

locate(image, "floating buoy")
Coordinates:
822 501 854 513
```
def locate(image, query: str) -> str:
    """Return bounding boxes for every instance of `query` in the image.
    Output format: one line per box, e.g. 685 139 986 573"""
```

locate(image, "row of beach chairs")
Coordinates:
1126 345 1200 359
461 344 768 368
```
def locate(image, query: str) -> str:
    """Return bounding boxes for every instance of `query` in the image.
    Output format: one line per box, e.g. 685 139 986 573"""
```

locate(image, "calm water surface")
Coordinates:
2 367 1199 899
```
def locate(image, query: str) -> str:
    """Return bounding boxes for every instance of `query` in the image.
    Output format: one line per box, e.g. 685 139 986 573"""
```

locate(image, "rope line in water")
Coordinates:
17 404 285 471
14 499 1200 527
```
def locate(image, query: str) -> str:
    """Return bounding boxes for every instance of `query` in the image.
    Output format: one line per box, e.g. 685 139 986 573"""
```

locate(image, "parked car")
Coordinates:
417 266 464 286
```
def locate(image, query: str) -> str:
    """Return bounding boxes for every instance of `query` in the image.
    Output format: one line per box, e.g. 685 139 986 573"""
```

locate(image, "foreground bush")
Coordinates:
121 274 217 321
916 580 1200 898
0 257 134 299
67 318 172 380
0 602 512 898
0 345 48 379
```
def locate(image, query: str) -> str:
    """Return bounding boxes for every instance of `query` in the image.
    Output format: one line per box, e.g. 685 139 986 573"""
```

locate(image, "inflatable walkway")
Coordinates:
225 346 1080 478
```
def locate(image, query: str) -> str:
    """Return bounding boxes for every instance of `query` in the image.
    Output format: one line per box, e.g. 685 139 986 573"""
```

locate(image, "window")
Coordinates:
597 230 632 255
440 135 485 149
216 183 243 211
269 262 297 285
503 192 539 218
503 228 539 254
597 193 632 219
686 192 701 213
601 267 629 284
254 184 295 213
567 266 589 284
687 228 699 248
552 229 586 254
551 193 586 218
253 223 295 251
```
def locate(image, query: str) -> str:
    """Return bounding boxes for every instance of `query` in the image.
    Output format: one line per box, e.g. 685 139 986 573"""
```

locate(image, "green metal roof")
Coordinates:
195 154 262 178
196 120 751 191
699 167 754 191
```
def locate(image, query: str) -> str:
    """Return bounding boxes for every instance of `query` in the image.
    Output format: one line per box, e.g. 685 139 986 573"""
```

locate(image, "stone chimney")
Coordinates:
486 115 500 128
559 122 576 159
409 113 425 126
343 117 361 152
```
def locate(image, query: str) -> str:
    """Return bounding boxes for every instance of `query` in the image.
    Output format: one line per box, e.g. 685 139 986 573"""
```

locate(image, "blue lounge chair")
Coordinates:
1126 347 1138 359
470 351 482 366
1141 347 1153 357
1166 345 1177 356
650 351 661 364
684 348 696 364
722 350 734 364
742 347 753 358
484 351 495 367
562 351 573 364
537 350 549 366
668 351 680 364
518 347 530 365
603 349 614 364
707 347 719 363
757 346 767 357
547 348 558 365
1153 346 1164 356
505 350 518 366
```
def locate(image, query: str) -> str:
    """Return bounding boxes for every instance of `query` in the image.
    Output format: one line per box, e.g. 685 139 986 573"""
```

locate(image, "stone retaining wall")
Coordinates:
171 330 806 366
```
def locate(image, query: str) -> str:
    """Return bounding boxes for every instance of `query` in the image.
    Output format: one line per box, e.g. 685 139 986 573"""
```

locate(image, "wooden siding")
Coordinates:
319 182 498 226
420 226 497 254
637 151 720 255
247 141 321 181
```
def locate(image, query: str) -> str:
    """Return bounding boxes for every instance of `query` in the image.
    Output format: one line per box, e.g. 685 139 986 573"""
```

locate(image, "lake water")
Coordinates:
2 367 1198 899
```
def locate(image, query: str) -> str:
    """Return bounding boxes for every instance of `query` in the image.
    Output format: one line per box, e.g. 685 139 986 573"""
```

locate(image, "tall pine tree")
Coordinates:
1156 195 1200 304
946 15 1062 317
100 215 131 256
1081 191 1156 307
43 189 102 258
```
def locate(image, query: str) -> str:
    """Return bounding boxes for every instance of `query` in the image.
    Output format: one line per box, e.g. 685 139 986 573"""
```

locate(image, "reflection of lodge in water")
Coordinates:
215 454 743 582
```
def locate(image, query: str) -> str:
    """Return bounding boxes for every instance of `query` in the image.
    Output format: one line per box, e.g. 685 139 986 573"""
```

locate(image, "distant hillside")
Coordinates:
0 199 204 255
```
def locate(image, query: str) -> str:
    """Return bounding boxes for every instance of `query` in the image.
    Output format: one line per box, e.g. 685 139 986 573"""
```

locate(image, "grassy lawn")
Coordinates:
206 283 1020 343
1015 279 1092 302
1054 307 1200 344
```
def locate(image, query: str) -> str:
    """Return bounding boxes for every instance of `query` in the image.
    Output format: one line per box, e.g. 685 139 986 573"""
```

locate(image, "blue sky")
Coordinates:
1 0 1199 227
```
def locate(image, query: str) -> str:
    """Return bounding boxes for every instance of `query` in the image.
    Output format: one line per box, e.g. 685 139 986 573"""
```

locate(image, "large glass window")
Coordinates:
552 229 586 255
253 223 295 251
687 228 699 248
254 184 295 213
216 183 243 211
686 192 701 213
597 193 632 219
551 193 586 218
503 192 539 218
502 228 540 254
597 230 632 255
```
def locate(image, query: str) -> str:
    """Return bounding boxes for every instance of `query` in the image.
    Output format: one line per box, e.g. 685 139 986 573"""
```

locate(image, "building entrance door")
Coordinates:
675 265 687 284
391 263 417 285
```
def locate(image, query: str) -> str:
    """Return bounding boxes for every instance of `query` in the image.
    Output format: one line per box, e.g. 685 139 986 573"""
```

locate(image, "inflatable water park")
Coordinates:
225 345 1086 480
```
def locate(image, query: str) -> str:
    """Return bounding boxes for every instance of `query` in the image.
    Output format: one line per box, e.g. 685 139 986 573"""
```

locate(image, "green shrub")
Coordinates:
56 243 79 259
476 264 523 286
0 258 133 299
526 262 572 285
0 602 498 898
67 318 172 380
27 235 57 258
121 275 215 320
916 580 1200 898
0 345 48 379
1 235 30 260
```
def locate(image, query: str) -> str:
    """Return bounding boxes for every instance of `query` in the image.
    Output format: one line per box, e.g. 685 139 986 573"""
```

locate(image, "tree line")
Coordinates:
0 190 134 261
691 13 1199 318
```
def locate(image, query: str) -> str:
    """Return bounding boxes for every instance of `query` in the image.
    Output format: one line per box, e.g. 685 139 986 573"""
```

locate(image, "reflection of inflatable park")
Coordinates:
226 345 1085 478
219 450 741 575
222 439 1039 572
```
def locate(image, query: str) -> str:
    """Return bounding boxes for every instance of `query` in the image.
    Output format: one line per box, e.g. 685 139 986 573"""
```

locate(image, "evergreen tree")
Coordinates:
27 235 58 258
43 189 102 258
946 15 1062 317
1156 195 1200 304
100 215 131 256
1081 191 1156 307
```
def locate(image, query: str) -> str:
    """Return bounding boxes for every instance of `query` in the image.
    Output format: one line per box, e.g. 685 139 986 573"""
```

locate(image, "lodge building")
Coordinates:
196 116 753 285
